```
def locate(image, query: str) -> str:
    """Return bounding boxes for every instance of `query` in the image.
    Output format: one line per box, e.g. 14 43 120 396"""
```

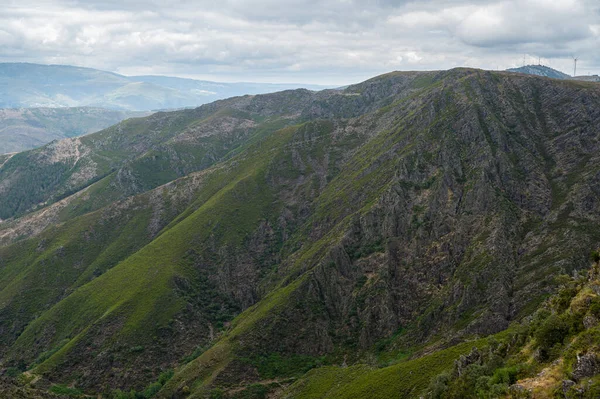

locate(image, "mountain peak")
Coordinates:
506 64 571 79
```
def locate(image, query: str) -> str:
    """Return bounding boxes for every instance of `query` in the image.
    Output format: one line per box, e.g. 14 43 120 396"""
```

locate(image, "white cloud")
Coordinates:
0 0 598 84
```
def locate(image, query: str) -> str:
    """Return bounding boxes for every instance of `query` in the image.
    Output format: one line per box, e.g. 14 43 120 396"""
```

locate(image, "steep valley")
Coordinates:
1 68 600 398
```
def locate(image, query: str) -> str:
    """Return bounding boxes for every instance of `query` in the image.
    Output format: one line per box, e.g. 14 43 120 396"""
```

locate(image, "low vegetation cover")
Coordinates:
0 69 600 398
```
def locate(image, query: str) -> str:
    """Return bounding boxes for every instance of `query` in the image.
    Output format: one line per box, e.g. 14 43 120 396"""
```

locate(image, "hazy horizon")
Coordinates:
1 1 599 85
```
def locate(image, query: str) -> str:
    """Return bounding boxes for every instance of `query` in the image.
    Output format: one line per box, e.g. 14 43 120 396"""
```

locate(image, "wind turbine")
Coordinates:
573 56 579 77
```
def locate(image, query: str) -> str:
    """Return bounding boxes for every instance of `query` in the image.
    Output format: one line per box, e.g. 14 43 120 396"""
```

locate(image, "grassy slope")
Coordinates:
8 122 300 375
284 337 493 399
0 107 145 154
0 105 218 220
2 69 600 397
159 72 600 397
159 77 461 398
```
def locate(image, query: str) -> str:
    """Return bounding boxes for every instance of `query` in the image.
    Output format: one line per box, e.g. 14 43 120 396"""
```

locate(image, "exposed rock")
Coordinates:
454 347 483 377
583 314 599 329
562 379 576 397
572 353 600 381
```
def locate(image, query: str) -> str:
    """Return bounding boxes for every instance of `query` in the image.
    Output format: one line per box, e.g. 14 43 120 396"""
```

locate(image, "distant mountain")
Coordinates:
506 64 571 79
0 107 147 154
0 63 330 111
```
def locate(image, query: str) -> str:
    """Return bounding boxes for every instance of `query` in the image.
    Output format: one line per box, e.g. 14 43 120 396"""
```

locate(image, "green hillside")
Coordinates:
1 68 600 398
0 107 146 154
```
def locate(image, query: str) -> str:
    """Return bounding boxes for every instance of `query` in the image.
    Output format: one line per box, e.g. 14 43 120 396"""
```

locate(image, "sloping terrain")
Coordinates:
0 107 146 154
507 65 600 83
1 69 600 398
0 63 329 111
507 65 571 79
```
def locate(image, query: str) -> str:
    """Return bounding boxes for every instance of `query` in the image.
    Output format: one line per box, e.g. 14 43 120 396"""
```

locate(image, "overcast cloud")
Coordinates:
0 0 599 84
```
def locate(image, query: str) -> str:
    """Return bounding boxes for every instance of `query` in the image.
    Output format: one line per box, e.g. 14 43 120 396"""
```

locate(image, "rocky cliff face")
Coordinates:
1 68 600 398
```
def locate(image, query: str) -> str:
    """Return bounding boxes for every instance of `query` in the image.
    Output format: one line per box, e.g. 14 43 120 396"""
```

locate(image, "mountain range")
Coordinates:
507 64 600 83
0 68 600 398
0 63 330 111
0 107 147 154
507 64 572 79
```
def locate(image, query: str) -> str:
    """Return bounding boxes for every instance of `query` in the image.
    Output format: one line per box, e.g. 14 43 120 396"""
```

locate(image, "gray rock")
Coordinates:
572 353 600 380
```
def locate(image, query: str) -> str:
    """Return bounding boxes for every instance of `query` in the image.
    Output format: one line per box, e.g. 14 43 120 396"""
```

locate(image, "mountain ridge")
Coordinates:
507 64 571 79
0 62 331 111
0 107 147 154
1 68 600 398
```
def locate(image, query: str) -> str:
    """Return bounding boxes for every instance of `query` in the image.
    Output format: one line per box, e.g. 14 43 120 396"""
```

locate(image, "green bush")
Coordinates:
110 369 174 399
242 353 325 379
49 384 83 397
5 367 20 377
209 388 224 399
590 250 600 263
141 382 162 398
182 345 206 364
589 297 600 318
534 314 570 355
490 366 519 385
157 369 174 385
427 372 450 398
553 286 578 312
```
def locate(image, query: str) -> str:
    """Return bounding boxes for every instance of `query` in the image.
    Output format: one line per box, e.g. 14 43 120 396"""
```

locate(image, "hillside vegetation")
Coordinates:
0 107 146 154
0 68 600 398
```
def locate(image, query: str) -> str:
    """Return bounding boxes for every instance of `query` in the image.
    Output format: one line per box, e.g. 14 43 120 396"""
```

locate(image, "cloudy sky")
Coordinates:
1 0 599 84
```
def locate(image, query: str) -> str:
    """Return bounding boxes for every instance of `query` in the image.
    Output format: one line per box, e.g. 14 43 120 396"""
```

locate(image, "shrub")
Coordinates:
5 367 20 377
553 286 578 312
233 384 269 399
49 384 83 397
141 382 162 398
534 314 570 359
590 250 600 263
157 369 174 385
589 297 600 318
490 366 519 385
209 388 224 399
427 372 450 398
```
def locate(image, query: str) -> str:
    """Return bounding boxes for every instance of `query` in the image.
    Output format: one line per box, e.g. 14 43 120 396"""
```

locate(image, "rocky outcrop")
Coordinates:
3 69 600 394
572 353 600 381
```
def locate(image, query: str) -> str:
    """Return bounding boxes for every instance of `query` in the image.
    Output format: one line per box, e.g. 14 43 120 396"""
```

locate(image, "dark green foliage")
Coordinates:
49 384 83 397
553 285 579 312
110 370 173 399
345 239 384 260
0 154 72 219
129 345 145 353
427 263 600 399
230 384 269 399
181 345 207 364
157 369 174 385
241 353 325 379
32 339 71 367
428 372 451 399
489 366 519 385
209 388 225 399
5 367 20 377
4 68 600 399
589 297 600 318
426 351 522 398
534 314 571 357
